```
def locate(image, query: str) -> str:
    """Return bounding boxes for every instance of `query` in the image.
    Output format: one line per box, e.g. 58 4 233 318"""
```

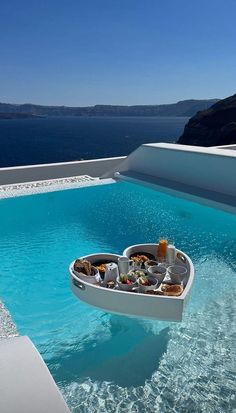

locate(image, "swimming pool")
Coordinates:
0 181 235 412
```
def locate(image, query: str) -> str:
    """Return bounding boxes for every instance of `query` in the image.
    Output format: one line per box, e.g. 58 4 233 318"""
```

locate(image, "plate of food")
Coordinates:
129 252 156 268
116 273 138 291
73 259 100 284
76 253 121 279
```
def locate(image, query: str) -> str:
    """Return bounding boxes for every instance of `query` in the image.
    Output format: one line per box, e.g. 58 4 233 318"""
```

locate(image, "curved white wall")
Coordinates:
104 143 236 198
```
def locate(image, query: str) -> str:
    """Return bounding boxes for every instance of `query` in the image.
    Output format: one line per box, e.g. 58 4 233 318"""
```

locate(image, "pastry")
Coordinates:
161 284 183 296
130 254 149 263
146 290 164 295
74 259 92 275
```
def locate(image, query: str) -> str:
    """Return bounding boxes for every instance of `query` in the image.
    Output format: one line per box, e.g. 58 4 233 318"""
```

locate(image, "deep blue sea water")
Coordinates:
0 116 188 167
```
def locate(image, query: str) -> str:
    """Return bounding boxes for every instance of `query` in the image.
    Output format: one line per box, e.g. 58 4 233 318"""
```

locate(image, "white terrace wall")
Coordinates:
215 144 236 150
0 156 125 185
0 143 235 200
103 143 236 197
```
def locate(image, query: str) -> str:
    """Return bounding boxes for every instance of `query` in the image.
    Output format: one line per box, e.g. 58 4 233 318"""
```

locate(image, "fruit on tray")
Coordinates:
119 273 135 284
139 275 152 286
128 270 146 278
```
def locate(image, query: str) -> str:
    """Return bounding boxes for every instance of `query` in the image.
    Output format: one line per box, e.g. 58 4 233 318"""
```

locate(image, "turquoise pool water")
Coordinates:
0 181 235 412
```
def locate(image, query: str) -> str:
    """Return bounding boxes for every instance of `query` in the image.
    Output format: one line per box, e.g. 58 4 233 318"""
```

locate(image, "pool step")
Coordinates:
0 336 71 413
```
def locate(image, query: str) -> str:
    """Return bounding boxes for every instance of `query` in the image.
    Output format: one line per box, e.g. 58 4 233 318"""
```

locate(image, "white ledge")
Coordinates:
143 142 236 158
0 336 70 413
0 156 126 185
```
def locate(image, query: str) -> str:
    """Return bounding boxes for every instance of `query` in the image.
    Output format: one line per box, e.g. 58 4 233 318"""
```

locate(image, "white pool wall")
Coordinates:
0 143 235 211
102 143 236 198
0 156 125 185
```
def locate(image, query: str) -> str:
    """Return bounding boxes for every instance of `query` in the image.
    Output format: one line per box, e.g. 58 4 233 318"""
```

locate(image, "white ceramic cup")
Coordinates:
144 260 159 269
147 265 166 284
168 265 187 284
116 274 137 291
73 264 101 284
138 275 158 293
118 257 129 274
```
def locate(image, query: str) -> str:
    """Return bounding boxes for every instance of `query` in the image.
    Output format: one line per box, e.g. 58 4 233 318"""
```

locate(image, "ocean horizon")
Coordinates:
0 116 188 167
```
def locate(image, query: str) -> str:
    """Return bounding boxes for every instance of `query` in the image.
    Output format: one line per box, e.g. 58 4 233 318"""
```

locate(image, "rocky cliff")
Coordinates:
178 94 236 146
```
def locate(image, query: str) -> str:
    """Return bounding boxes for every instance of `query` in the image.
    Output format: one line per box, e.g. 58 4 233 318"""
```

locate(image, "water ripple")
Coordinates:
61 292 236 412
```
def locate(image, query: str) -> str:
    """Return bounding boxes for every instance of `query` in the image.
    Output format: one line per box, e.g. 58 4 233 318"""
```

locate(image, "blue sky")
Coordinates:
1 0 236 106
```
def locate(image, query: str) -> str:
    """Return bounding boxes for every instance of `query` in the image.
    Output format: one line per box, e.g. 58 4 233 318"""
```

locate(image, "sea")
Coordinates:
0 116 188 167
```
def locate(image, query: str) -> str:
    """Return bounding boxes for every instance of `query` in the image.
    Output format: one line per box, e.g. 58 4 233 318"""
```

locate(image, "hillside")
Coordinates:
0 99 218 118
0 112 42 119
178 94 236 146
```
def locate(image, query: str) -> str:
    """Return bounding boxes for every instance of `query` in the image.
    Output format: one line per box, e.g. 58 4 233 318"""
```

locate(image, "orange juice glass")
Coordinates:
157 239 168 263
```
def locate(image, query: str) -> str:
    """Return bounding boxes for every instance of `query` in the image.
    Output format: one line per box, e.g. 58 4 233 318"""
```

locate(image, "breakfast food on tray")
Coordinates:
161 284 183 296
145 260 158 267
95 263 107 273
72 242 187 294
130 252 155 262
119 273 136 285
138 274 158 292
131 254 149 263
70 243 193 322
128 270 146 277
93 261 115 276
157 239 168 261
74 259 95 276
106 280 116 289
146 290 165 295
139 275 153 286
117 273 138 291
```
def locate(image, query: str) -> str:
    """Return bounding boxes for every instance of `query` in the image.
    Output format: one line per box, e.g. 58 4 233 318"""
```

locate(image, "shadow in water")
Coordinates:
48 316 170 387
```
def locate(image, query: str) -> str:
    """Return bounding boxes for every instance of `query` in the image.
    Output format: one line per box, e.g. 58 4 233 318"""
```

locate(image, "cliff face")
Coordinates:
178 94 236 146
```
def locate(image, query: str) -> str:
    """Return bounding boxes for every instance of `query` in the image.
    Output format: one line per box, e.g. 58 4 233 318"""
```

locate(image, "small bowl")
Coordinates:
116 274 137 291
147 265 167 284
128 269 147 278
168 265 187 285
144 260 159 269
73 263 101 284
128 251 156 269
138 275 158 293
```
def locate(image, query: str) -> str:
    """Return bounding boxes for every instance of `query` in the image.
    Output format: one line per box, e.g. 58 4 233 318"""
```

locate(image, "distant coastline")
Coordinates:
0 112 43 120
0 99 218 118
